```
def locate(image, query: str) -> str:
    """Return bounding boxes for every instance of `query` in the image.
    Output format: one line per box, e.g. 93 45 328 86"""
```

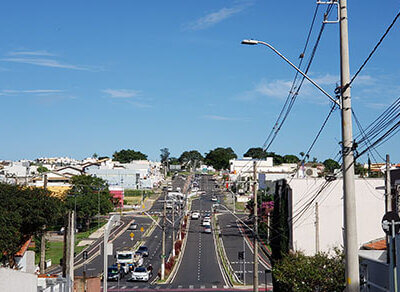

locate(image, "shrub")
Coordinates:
273 248 345 292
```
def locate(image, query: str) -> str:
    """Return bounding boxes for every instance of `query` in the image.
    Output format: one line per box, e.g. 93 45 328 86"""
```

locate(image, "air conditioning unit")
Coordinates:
305 168 318 177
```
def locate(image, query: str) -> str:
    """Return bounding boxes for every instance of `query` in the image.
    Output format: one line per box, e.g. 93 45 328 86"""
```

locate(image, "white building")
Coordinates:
229 158 274 176
288 177 385 255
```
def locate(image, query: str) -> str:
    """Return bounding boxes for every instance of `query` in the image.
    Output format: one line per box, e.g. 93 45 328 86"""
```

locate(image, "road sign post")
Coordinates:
382 212 400 292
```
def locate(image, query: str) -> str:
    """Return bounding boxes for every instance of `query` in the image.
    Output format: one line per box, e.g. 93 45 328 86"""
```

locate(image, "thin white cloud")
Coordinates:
8 50 55 57
102 89 141 98
203 115 236 121
1 89 63 94
1 57 96 71
186 2 252 30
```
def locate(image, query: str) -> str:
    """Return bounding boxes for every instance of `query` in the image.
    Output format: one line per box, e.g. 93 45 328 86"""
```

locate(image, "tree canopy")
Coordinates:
112 149 147 163
283 154 300 163
160 148 170 163
179 150 204 169
66 175 113 230
0 183 64 268
323 159 340 174
37 165 49 173
204 147 237 170
243 147 268 159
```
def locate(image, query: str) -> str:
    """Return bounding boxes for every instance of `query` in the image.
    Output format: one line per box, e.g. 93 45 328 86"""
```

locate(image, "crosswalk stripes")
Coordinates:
189 285 194 289
212 285 217 288
200 285 205 289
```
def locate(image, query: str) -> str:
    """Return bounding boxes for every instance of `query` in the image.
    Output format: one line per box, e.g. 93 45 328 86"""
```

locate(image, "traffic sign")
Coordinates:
382 211 400 235
130 232 134 238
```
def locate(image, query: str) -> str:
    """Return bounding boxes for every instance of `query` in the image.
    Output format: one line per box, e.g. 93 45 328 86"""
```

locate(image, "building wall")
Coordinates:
0 268 37 292
289 178 385 255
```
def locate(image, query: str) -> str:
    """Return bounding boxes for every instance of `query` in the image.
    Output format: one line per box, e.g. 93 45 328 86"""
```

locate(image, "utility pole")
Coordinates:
40 174 48 274
161 190 166 280
339 0 360 290
386 154 392 213
315 202 320 254
252 160 258 292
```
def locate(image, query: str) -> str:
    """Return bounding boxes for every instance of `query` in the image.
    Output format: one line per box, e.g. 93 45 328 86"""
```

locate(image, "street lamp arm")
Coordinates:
242 39 340 107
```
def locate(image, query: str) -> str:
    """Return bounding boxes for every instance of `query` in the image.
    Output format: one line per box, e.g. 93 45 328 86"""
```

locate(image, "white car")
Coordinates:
191 212 200 219
128 266 152 282
202 220 211 227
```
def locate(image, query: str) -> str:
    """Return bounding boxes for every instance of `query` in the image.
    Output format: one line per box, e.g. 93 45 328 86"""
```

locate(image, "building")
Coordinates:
269 177 385 256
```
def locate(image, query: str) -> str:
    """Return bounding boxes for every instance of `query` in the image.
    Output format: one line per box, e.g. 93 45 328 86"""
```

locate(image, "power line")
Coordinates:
342 10 400 92
262 4 333 152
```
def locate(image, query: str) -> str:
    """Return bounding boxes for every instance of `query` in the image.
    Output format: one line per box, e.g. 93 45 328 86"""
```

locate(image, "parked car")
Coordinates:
128 222 138 230
211 196 218 202
137 246 149 257
191 212 200 219
128 266 152 282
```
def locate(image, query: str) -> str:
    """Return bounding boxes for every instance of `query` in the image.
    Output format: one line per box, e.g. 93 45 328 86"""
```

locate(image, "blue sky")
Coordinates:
0 1 399 163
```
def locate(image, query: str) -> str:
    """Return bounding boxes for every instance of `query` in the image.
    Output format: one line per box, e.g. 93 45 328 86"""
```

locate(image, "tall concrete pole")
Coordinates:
339 1 360 290
386 154 392 213
161 190 166 280
252 160 258 292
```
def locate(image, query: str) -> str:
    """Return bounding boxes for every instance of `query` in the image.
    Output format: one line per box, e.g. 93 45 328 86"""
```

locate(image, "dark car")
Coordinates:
137 246 149 257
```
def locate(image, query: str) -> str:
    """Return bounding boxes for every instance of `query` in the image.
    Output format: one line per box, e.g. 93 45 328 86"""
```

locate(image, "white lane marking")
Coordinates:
201 285 205 289
189 285 194 289
212 285 217 288
178 285 182 288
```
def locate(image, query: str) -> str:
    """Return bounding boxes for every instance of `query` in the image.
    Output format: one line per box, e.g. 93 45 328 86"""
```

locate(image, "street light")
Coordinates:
241 39 340 107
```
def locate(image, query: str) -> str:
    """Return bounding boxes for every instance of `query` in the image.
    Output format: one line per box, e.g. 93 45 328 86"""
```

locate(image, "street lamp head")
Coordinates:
241 39 258 45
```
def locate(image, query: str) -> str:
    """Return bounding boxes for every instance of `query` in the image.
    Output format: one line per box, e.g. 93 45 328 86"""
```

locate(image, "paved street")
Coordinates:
171 176 226 288
218 213 272 287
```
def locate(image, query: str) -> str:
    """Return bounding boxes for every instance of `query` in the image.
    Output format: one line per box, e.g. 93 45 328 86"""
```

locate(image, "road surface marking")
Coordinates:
189 285 194 289
212 285 217 288
201 285 205 289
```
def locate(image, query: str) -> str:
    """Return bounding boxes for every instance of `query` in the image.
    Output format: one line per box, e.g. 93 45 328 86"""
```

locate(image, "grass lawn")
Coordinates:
35 220 107 266
125 196 143 205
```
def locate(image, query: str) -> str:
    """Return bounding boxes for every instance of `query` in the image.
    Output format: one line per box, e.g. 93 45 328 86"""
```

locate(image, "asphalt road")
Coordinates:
169 175 227 289
218 213 272 287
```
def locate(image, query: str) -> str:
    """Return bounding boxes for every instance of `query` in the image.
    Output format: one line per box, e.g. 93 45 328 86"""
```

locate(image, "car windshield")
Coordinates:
108 268 118 274
117 254 132 260
134 267 146 273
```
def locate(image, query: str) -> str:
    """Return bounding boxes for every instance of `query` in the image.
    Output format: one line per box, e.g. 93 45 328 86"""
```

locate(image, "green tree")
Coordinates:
179 150 204 169
168 157 180 165
273 249 345 292
160 148 170 163
283 155 299 163
244 147 268 159
0 183 64 268
66 175 113 230
92 153 98 159
243 148 284 165
112 149 147 163
323 159 340 174
37 165 49 173
204 147 237 170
